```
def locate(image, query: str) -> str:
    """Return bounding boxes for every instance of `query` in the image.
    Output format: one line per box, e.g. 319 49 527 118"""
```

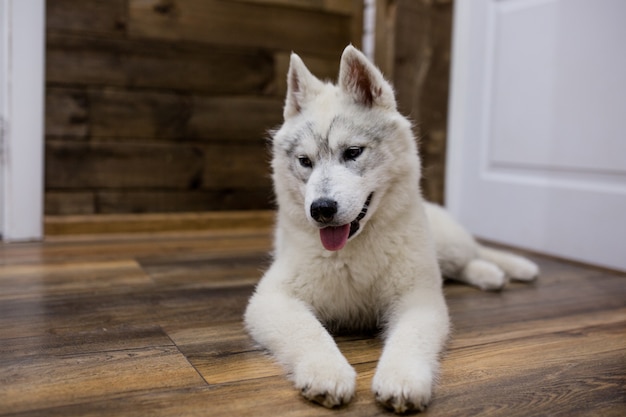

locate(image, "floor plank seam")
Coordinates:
163 329 212 388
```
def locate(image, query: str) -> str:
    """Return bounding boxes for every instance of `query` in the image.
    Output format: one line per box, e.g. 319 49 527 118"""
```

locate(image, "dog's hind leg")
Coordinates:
458 258 507 291
477 245 539 282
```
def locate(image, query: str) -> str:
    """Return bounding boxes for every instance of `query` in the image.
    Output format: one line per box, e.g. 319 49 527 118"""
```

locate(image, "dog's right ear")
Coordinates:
339 45 396 109
284 53 324 120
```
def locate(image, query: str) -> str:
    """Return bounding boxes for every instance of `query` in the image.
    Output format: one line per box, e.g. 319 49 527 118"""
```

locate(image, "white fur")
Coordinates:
424 202 539 290
244 45 538 413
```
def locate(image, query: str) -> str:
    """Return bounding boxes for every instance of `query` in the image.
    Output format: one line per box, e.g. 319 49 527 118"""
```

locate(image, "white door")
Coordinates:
446 0 626 271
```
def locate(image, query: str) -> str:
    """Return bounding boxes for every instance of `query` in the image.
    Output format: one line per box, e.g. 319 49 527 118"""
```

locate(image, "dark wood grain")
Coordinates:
46 87 283 142
128 0 353 56
392 0 453 204
44 0 363 215
95 188 274 214
0 230 624 416
47 33 275 94
45 140 205 189
45 140 271 189
46 0 127 36
45 191 96 215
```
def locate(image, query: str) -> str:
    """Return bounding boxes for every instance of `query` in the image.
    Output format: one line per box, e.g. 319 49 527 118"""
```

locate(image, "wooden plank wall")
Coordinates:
377 0 453 205
397 0 453 205
45 0 363 215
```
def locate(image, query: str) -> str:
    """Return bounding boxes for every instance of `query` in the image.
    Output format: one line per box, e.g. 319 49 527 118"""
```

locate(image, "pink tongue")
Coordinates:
319 224 351 251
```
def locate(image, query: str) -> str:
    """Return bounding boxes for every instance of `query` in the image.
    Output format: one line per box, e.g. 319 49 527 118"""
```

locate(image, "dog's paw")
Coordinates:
461 259 507 291
372 361 433 413
508 257 539 282
294 358 356 408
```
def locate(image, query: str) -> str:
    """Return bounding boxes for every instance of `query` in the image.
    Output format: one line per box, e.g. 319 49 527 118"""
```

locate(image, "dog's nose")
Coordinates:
310 198 338 224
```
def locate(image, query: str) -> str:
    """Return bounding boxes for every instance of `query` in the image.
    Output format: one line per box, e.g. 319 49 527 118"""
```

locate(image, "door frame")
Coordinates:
0 0 45 242
446 0 488 220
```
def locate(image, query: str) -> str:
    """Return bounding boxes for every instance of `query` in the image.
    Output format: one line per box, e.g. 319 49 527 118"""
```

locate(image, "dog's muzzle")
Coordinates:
313 193 373 251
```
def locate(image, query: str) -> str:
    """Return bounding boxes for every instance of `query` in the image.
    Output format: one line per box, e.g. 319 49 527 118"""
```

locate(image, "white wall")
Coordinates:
0 0 45 241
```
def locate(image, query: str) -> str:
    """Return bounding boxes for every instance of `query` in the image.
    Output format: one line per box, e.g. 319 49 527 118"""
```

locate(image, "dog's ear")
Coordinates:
338 45 395 109
284 53 324 120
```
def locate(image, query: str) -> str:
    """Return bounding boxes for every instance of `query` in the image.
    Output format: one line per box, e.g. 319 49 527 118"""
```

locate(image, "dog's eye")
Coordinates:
343 146 364 161
297 156 313 168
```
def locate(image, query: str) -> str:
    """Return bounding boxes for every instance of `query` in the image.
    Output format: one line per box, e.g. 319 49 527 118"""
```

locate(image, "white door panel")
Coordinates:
447 0 626 271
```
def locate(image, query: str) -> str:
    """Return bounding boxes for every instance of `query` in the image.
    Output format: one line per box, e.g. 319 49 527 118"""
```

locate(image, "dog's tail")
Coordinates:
477 245 539 282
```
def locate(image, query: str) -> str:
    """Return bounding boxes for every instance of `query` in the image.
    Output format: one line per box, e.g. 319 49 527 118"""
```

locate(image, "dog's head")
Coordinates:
272 45 419 251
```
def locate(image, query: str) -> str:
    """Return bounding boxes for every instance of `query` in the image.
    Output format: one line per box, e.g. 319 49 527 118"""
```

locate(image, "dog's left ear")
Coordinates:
338 45 396 109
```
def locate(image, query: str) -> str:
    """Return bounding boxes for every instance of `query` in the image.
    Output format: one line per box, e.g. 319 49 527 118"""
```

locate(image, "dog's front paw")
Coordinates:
372 361 433 413
294 357 356 408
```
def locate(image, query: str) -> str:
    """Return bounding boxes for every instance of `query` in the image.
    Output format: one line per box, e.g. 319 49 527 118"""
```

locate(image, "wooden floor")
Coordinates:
1 228 625 416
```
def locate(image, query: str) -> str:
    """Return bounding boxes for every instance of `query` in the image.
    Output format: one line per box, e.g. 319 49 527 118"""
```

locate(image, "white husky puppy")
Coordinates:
245 45 538 413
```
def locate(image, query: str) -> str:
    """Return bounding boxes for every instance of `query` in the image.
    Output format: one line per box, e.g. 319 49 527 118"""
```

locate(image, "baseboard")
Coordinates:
45 210 276 236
